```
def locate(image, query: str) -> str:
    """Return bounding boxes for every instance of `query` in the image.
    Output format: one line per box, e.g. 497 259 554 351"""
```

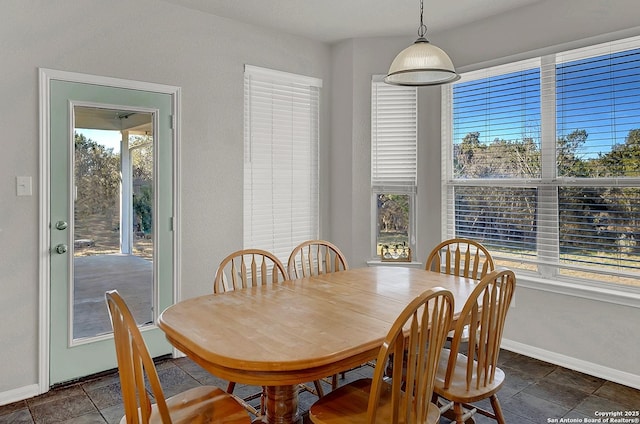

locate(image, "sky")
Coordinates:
452 46 640 159
77 128 122 154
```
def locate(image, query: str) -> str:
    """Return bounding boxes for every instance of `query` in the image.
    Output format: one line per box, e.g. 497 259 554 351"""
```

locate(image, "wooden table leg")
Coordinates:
262 385 301 424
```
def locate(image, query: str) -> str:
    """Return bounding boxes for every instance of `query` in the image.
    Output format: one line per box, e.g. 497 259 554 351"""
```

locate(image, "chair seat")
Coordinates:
433 349 505 404
119 385 251 424
309 378 440 424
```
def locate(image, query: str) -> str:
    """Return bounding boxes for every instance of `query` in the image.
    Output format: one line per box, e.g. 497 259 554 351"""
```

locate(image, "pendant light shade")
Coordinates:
384 1 460 86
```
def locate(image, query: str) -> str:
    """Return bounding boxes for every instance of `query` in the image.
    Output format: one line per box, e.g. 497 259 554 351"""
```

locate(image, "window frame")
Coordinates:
441 36 640 295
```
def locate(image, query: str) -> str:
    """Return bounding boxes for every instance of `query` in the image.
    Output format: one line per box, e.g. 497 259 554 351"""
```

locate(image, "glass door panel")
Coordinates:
72 106 154 340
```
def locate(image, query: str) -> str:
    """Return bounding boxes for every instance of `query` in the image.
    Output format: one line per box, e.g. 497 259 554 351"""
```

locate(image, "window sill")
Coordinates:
366 262 640 308
366 263 640 308
515 272 640 309
366 260 424 268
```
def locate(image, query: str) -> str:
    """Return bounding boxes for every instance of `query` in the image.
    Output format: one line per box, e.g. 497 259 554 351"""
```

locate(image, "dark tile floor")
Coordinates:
1 350 639 423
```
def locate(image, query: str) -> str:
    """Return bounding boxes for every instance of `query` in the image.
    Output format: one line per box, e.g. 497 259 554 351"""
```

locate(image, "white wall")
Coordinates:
0 0 330 399
2 0 640 404
329 0 640 388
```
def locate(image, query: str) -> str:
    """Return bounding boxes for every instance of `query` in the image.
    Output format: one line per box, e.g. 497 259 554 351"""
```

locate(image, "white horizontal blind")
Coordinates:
453 186 539 260
452 59 541 179
371 78 417 187
556 38 640 178
555 37 640 275
558 186 640 273
446 59 542 261
444 36 640 284
244 65 321 263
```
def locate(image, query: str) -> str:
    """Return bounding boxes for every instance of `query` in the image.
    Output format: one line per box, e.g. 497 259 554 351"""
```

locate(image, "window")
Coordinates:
443 36 640 288
244 65 321 262
371 76 417 259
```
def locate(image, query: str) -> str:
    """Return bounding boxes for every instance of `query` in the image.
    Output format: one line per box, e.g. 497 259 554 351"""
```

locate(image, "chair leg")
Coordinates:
224 382 262 418
227 381 236 393
313 380 325 397
331 374 338 390
453 402 466 423
448 402 477 424
490 394 506 424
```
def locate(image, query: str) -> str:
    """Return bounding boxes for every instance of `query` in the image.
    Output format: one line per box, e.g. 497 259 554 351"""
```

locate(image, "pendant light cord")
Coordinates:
418 0 427 38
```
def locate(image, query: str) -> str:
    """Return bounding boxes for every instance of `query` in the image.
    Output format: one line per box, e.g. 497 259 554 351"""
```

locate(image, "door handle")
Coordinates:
55 221 68 230
54 244 68 254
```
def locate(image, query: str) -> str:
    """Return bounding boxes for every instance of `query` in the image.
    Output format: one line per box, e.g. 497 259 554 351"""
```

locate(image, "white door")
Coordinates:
44 71 178 385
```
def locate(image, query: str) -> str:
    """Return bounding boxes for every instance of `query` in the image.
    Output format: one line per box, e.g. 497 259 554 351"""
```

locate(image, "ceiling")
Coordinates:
161 0 544 43
75 106 152 134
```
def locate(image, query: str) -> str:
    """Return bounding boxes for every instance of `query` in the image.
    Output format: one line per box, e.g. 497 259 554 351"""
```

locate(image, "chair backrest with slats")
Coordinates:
287 240 349 279
214 249 288 293
105 290 171 424
443 269 516 392
425 238 495 280
367 288 454 424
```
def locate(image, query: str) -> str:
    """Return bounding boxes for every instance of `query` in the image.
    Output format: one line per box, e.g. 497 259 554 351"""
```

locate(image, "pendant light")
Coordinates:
384 0 460 86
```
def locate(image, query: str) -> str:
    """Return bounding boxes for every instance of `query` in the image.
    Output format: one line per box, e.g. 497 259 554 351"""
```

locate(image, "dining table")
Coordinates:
157 265 478 424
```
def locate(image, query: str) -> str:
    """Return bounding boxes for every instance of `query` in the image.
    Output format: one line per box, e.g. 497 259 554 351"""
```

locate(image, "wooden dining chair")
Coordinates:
287 240 352 390
432 269 516 424
213 248 288 294
308 287 454 424
213 249 286 415
105 290 251 424
424 238 495 345
287 239 349 279
425 238 495 281
213 248 308 416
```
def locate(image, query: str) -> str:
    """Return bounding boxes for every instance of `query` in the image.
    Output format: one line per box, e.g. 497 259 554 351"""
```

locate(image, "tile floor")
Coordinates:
1 350 639 424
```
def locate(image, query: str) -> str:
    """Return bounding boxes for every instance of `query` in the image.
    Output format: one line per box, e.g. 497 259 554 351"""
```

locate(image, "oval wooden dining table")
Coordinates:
157 266 478 424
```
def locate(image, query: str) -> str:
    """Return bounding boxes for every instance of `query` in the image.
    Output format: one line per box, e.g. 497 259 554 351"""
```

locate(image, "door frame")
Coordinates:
38 68 182 392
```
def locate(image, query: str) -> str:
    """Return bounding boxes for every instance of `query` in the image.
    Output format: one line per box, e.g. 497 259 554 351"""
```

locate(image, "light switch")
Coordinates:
16 176 32 196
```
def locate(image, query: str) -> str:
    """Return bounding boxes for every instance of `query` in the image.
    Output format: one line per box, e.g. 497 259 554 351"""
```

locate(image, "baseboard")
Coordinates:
0 384 40 407
501 339 640 390
2 343 636 406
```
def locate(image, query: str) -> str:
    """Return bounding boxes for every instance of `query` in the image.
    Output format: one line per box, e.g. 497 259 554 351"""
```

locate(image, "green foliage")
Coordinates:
74 132 121 219
130 135 153 180
377 194 409 231
130 135 154 234
454 128 640 260
377 194 410 248
75 132 155 237
557 129 589 177
454 132 541 178
597 129 640 177
133 186 153 234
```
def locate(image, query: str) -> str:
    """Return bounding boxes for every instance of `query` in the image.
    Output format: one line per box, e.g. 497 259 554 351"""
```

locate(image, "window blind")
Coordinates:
556 39 640 178
244 65 321 262
371 78 417 188
445 59 543 262
554 37 640 278
443 36 640 285
453 186 538 258
451 58 541 179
